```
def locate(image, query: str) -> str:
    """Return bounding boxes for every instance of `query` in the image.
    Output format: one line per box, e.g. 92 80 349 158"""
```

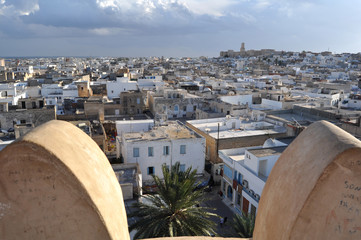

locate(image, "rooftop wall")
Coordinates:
0 120 129 240
254 120 361 239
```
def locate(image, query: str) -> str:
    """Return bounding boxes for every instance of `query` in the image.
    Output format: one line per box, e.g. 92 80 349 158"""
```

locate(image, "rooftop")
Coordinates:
248 146 287 157
123 122 200 142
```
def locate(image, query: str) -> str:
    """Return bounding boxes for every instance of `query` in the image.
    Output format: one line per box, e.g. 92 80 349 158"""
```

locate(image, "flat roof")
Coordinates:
188 117 286 139
123 122 199 142
248 146 287 157
209 128 286 139
116 119 154 125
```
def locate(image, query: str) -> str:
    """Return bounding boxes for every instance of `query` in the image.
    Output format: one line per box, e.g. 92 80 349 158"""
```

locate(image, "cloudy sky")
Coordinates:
0 0 360 57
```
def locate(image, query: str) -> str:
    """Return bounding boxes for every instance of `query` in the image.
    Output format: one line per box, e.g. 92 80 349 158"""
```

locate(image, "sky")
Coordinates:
0 0 360 57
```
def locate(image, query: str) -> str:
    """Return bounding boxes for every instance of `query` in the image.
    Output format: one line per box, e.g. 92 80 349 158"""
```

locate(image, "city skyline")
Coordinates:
0 0 360 57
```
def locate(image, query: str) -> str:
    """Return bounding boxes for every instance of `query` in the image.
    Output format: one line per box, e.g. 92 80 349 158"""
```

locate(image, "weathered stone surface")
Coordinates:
0 120 129 240
254 120 361 239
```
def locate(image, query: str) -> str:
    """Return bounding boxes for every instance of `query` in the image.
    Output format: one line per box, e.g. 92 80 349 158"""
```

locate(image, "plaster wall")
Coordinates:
0 120 129 240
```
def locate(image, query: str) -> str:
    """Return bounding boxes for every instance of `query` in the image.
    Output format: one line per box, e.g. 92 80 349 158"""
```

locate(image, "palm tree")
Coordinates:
129 162 218 239
233 211 255 238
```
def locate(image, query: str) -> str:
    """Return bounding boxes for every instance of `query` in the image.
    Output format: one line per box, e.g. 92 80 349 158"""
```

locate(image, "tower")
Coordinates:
240 42 245 53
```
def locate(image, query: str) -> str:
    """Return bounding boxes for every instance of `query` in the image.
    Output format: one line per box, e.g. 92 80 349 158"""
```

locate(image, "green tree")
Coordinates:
233 212 255 238
129 162 218 239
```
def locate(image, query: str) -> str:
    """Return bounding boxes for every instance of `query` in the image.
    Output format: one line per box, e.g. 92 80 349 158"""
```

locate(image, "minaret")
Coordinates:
240 42 245 57
240 42 245 53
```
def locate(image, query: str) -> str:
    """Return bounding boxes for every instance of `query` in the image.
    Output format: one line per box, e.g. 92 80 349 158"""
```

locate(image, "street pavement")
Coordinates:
202 185 238 237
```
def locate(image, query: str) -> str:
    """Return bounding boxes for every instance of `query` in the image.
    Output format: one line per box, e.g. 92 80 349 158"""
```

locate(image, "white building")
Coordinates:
17 65 34 74
116 119 154 137
137 76 164 91
62 84 78 99
219 139 288 216
120 122 205 184
291 89 342 107
220 95 253 107
106 77 138 99
340 94 361 110
41 84 63 106
0 83 26 105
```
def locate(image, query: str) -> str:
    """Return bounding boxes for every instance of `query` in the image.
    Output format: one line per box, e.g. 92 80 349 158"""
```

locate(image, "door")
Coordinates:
227 185 233 200
242 197 249 214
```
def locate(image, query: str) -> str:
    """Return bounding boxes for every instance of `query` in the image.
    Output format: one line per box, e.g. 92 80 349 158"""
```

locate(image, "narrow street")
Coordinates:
202 185 238 237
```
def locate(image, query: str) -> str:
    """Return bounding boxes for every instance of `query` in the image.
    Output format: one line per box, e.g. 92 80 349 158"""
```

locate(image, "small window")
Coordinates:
238 173 242 184
193 105 197 111
163 146 169 155
20 120 26 124
237 193 241 206
133 147 139 157
147 167 154 175
137 98 140 104
183 106 186 111
180 145 186 154
180 164 186 172
148 147 154 157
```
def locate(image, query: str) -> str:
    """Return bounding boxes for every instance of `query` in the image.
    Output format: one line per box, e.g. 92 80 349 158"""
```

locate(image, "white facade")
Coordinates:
62 84 78 99
41 84 63 97
291 90 341 107
106 77 138 99
219 139 287 216
17 65 34 74
120 123 205 184
0 83 26 105
220 95 253 106
26 86 42 98
138 76 164 91
116 119 154 136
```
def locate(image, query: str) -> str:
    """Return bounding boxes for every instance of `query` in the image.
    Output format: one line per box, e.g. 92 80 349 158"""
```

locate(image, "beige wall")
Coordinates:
0 121 129 240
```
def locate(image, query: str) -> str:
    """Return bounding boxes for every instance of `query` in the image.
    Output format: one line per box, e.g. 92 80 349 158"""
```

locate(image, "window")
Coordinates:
20 120 26 124
238 173 242 184
147 167 154 175
237 193 242 206
148 147 154 157
223 165 233 180
174 105 179 111
183 106 186 111
163 146 169 155
234 170 238 180
180 145 186 154
136 98 140 104
180 164 186 172
133 147 139 157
